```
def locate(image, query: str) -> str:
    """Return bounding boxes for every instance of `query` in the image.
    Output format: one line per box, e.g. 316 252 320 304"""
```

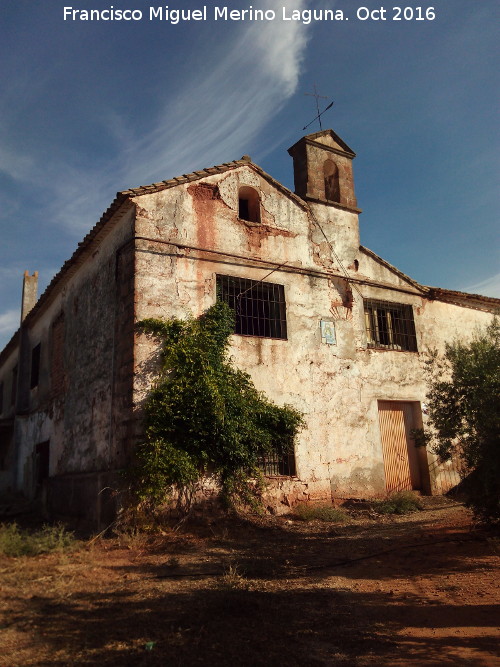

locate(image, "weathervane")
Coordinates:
303 84 334 131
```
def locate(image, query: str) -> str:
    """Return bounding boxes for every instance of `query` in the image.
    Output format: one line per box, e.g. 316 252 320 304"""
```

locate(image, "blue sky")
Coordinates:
0 0 498 350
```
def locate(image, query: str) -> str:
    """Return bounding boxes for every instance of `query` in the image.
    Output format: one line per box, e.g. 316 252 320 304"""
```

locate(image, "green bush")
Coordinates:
293 503 349 523
0 522 76 557
133 302 304 508
374 491 423 515
426 319 500 523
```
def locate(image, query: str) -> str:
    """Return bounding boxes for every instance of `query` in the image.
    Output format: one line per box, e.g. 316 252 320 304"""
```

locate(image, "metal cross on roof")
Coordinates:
303 84 334 131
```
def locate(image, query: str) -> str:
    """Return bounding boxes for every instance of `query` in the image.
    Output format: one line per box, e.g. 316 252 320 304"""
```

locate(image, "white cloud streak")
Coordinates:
0 309 19 336
463 273 500 299
0 146 35 183
121 0 310 188
1 0 311 235
0 1 311 350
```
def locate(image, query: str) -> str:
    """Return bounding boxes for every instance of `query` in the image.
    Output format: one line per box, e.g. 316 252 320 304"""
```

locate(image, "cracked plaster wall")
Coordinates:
1 207 136 501
131 167 496 506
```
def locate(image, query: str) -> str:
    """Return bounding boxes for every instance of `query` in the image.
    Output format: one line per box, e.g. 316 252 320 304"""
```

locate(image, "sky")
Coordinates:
0 0 498 350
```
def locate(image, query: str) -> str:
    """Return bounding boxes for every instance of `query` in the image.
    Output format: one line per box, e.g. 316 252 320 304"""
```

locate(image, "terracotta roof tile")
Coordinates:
1 158 290 340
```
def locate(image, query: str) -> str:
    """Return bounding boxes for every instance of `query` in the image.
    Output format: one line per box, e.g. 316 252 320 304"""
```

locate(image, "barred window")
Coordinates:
259 452 296 477
216 275 287 339
364 299 417 352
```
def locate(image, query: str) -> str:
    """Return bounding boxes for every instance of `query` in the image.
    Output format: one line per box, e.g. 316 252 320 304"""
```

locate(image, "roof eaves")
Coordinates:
1 156 308 360
0 329 20 366
249 163 309 210
122 158 308 210
360 246 428 293
426 286 500 312
300 129 357 157
19 192 133 331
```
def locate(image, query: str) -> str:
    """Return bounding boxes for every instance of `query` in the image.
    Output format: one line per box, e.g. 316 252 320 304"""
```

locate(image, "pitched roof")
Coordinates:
0 156 307 361
121 156 308 208
360 246 500 312
360 246 428 293
1 153 498 364
288 128 356 158
425 286 500 313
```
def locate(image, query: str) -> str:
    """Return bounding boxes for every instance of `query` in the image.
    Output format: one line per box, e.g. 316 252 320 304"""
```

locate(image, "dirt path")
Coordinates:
1 498 499 666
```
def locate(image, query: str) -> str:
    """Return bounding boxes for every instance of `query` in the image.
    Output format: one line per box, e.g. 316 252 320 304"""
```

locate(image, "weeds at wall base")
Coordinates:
0 522 76 557
292 503 351 523
372 491 424 515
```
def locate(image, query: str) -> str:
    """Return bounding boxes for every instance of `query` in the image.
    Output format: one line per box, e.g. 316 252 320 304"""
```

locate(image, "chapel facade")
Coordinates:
0 129 497 526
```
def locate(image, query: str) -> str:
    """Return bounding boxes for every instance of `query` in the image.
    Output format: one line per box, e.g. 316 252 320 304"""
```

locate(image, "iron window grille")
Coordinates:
216 274 287 339
364 299 417 352
258 452 296 477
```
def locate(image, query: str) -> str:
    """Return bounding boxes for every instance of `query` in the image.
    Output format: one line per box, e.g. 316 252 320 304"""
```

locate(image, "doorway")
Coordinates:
378 401 421 493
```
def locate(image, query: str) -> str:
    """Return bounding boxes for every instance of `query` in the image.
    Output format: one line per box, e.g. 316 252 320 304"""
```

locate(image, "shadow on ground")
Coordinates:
2 503 498 666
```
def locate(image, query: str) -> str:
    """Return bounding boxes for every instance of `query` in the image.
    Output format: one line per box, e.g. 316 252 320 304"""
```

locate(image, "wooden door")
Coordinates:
378 401 421 493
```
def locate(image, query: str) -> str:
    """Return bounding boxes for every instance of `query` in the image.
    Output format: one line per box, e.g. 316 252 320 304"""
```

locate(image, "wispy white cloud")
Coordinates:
0 146 35 182
462 273 500 299
121 0 310 188
0 0 311 237
0 309 19 336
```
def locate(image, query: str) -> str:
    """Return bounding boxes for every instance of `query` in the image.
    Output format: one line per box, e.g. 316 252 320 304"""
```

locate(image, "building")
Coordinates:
0 129 498 525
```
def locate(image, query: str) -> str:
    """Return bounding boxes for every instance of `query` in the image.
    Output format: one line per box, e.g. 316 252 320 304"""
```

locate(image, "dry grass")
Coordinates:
0 500 498 666
293 502 350 523
373 490 424 515
0 522 76 557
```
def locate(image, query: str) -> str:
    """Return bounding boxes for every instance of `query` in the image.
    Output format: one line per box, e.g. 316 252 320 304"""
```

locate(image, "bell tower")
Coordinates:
288 129 359 212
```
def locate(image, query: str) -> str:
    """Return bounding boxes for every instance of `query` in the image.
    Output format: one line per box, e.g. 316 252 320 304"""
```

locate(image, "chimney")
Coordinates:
21 271 38 323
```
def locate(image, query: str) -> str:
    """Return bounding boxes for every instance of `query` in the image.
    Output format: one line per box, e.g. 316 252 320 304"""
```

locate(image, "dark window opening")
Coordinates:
50 313 65 396
238 186 260 223
259 452 296 477
364 299 417 352
35 440 50 489
0 423 13 470
11 365 17 406
324 159 340 202
216 274 287 339
238 198 249 220
31 343 41 389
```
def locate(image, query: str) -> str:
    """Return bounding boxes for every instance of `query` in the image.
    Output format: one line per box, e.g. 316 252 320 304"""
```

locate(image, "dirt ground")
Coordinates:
1 497 499 667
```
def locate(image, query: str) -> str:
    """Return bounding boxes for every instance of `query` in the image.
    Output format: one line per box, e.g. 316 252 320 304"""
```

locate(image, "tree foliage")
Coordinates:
132 301 304 507
426 318 500 522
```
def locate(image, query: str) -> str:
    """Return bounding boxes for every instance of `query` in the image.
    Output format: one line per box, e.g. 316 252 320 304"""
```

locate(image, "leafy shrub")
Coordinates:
132 302 304 508
0 522 76 557
426 319 500 523
374 491 423 515
293 503 349 523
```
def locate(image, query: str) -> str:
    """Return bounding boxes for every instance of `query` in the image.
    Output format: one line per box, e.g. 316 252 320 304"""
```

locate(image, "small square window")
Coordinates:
216 275 287 339
364 299 417 352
